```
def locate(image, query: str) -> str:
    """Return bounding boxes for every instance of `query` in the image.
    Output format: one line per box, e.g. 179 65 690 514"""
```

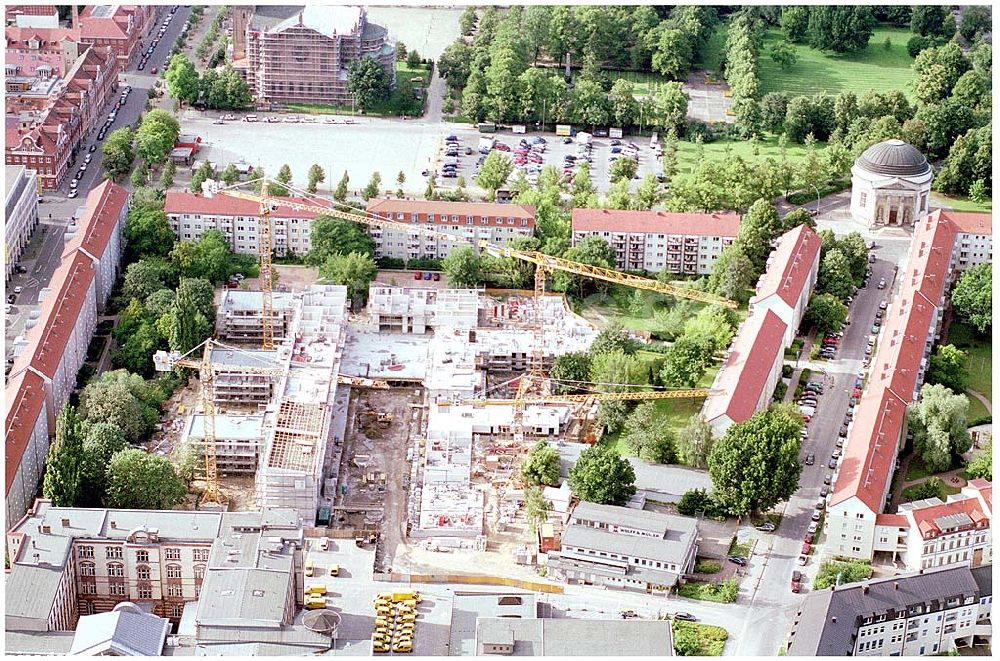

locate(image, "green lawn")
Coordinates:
676 579 738 603
672 621 729 656
945 322 992 423
674 136 824 177
757 27 918 99
932 192 993 213
900 479 962 502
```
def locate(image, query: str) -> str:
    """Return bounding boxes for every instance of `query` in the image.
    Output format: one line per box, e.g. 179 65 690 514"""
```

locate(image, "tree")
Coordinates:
125 208 175 258
951 70 989 111
441 246 483 288
959 6 991 42
781 6 809 42
159 159 176 190
590 322 638 357
913 42 971 105
677 415 715 469
42 405 85 507
477 151 514 200
176 278 215 321
951 263 992 332
80 422 128 506
406 49 421 69
761 92 788 134
361 171 382 201
807 6 876 52
305 215 375 266
707 245 756 304
79 370 163 443
568 444 637 506
171 229 237 284
660 333 714 387
550 352 592 395
965 437 992 480
130 160 149 188
105 448 187 509
608 79 637 128
660 129 679 185
913 101 975 160
651 82 689 134
735 199 780 271
168 285 210 354
523 486 551 533
589 350 648 395
190 160 213 194
684 305 738 352
926 344 969 394
622 402 677 464
911 6 953 38
123 258 173 302
935 126 991 197
347 57 390 112
780 208 817 232
318 252 377 306
804 293 848 333
306 164 325 194
439 41 472 91
610 157 638 183
818 249 854 301
634 174 662 211
218 163 238 187
708 405 803 515
459 5 477 35
770 41 797 69
969 179 988 204
813 560 873 590
334 170 350 202
908 384 973 473
522 441 561 486
102 127 135 181
652 27 693 80
136 110 181 164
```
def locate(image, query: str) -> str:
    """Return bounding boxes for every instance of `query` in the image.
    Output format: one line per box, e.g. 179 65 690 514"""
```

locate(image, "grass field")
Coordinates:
945 322 992 422
675 136 824 177
900 478 962 502
672 621 729 656
757 27 918 99
932 192 994 213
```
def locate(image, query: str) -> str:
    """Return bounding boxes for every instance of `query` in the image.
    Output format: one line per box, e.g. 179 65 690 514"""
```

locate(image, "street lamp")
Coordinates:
811 184 821 214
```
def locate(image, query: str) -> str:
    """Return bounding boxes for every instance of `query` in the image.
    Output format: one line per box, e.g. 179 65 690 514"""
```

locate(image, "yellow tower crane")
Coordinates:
206 181 735 441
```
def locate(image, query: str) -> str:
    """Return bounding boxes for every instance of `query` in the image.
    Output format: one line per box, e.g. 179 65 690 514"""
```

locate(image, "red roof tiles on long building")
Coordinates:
703 309 787 426
754 224 822 307
62 179 128 260
571 208 741 236
165 191 323 220
912 497 990 539
940 210 993 236
5 370 47 494
368 198 536 223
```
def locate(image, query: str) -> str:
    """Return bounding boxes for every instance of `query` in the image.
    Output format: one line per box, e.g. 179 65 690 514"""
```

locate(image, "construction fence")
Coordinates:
372 572 564 594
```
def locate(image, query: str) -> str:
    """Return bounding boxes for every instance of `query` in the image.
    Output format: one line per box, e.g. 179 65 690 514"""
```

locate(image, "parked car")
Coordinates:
756 521 776 532
802 541 812 554
808 521 819 534
727 556 748 567
805 453 815 466
828 458 839 469
673 612 697 622
879 300 888 310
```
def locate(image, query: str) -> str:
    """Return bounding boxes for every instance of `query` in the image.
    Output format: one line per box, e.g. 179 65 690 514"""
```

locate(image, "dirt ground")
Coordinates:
274 264 319 290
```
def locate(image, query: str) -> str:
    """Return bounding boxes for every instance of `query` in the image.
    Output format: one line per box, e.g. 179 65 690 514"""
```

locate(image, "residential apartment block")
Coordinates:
946 211 992 272
367 199 536 261
570 209 741 275
827 211 993 563
5 5 60 29
749 224 822 344
4 182 128 531
76 4 155 68
787 565 992 656
546 502 699 593
233 5 395 107
5 500 305 633
215 289 297 345
165 191 320 257
5 26 89 76
5 165 38 279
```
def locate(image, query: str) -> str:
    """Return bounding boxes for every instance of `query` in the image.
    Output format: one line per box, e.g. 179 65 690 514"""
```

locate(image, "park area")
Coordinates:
757 27 918 98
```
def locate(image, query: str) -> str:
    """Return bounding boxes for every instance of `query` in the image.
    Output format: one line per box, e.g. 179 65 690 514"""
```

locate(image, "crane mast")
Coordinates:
258 180 275 350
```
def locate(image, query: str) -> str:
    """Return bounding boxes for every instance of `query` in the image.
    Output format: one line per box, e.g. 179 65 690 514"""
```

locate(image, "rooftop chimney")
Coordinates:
831 616 837 623
894 582 899 590
111 520 117 529
863 585 869 595
61 518 70 527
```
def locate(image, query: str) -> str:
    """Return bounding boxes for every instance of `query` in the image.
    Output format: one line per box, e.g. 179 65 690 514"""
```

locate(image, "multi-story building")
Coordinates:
945 211 992 272
165 191 320 257
546 502 699 593
182 414 265 475
367 199 536 261
4 165 38 279
570 208 741 275
367 286 480 333
4 181 128 531
749 224 822 344
894 480 993 572
5 500 304 630
239 5 395 107
702 309 788 435
827 210 992 562
6 5 60 28
5 26 87 75
76 5 151 68
787 565 992 656
215 289 297 344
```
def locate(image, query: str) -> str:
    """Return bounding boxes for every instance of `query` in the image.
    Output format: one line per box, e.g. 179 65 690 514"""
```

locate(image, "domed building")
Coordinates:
850 139 933 229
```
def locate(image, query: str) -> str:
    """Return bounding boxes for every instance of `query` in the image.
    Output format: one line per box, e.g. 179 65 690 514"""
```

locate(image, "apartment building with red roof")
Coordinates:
367 198 536 261
5 370 51 532
749 224 822 344
570 209 741 275
61 180 129 310
4 27 86 75
76 4 152 67
895 479 993 571
702 310 788 434
827 210 993 563
165 190 324 257
5 5 60 28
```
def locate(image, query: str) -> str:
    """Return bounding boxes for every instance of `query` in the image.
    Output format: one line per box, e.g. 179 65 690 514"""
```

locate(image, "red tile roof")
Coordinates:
703 309 787 427
22 251 96 379
831 210 956 511
5 26 81 47
911 497 990 539
368 198 536 221
5 370 47 494
62 179 128 260
165 191 323 220
78 7 132 40
939 210 993 236
875 513 909 528
753 224 822 307
571 208 741 237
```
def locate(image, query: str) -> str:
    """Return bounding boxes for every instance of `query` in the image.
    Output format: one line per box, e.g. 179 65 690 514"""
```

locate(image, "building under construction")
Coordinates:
182 413 266 475
216 289 296 345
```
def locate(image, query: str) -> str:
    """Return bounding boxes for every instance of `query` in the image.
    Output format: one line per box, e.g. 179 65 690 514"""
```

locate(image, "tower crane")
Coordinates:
205 180 735 441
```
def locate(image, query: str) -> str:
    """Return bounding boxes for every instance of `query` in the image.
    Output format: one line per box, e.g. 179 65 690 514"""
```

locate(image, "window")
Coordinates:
136 550 149 563
167 564 182 579
106 546 123 559
107 563 124 577
193 548 209 562
110 583 127 596
137 587 153 599
78 546 95 559
82 582 98 595
172 604 184 618
80 562 96 576
136 565 151 580
165 548 181 561
167 584 183 597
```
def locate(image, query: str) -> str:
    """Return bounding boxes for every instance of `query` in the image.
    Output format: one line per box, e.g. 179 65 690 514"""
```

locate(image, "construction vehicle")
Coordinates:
207 181 736 441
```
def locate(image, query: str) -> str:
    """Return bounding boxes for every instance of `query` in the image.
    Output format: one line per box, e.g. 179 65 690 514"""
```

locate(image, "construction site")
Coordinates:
152 178 731 580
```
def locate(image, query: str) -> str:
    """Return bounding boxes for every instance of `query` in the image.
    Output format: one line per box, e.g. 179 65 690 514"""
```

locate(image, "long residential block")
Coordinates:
827 210 993 563
570 208 740 275
749 224 822 344
4 165 39 279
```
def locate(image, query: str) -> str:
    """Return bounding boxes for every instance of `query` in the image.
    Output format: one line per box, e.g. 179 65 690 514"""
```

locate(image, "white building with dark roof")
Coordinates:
5 165 38 279
850 139 933 228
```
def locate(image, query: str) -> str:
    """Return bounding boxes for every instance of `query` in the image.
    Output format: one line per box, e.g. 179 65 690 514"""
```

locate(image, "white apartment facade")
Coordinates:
570 209 741 275
367 199 536 261
4 165 38 279
896 480 993 572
